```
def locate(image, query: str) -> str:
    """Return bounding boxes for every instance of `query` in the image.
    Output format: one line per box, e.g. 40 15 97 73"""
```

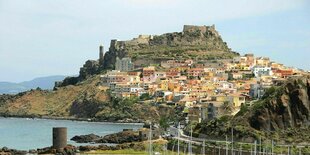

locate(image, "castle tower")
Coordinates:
99 44 104 62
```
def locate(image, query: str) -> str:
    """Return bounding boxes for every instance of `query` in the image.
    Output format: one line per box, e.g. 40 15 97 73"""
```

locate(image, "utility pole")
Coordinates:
281 149 283 155
202 140 205 155
259 136 262 155
271 140 273 155
188 141 190 155
287 146 290 155
254 141 257 155
177 122 180 155
262 148 265 155
226 135 228 155
190 126 193 155
149 122 152 155
184 141 186 155
219 145 221 155
231 127 234 155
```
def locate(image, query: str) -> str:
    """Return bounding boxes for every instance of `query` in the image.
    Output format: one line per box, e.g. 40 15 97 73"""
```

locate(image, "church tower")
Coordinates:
99 44 104 63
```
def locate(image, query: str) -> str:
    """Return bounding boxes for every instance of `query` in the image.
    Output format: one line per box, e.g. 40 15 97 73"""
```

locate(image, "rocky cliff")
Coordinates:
248 76 310 131
195 76 310 143
55 25 238 87
102 25 238 70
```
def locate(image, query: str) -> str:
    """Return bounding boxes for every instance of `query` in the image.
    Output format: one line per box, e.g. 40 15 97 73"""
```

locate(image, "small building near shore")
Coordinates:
138 128 161 141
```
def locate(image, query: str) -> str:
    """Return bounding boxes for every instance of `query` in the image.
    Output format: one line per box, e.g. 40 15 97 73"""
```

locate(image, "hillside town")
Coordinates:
100 49 308 125
1 0 310 153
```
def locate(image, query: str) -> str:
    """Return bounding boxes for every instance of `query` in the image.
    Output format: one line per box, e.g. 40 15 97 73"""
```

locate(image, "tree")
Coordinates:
140 93 151 100
36 87 42 91
159 116 170 131
222 101 232 113
236 103 248 116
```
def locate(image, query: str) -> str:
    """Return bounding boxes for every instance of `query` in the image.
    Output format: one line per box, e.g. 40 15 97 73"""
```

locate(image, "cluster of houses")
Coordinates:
100 54 307 124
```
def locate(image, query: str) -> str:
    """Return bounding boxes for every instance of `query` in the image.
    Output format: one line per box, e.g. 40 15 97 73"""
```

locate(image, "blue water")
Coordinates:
0 117 143 150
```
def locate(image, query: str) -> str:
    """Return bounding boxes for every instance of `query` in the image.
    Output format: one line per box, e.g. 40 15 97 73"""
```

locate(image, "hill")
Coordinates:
58 25 239 85
248 76 310 131
0 25 238 122
102 25 238 70
0 75 66 94
0 75 174 122
195 76 310 143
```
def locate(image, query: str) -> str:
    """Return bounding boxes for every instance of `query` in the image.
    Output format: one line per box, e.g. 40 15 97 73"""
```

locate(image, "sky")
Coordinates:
0 0 309 82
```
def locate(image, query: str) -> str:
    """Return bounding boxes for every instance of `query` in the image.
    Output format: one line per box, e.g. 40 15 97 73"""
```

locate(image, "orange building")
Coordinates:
143 67 155 77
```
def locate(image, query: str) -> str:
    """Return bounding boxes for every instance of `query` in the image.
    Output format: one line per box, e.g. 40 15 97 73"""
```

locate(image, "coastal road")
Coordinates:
169 126 228 144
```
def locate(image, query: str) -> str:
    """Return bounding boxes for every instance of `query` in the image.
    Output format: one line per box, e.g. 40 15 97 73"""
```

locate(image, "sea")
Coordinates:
0 117 143 151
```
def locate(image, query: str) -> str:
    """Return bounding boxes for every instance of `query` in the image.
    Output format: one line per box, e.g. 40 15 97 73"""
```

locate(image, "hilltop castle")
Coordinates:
182 24 220 37
55 24 236 88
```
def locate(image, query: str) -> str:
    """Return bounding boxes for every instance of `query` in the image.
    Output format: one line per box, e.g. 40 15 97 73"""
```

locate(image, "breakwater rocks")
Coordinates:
97 130 140 143
71 134 101 143
0 147 27 155
71 130 140 144
0 145 77 155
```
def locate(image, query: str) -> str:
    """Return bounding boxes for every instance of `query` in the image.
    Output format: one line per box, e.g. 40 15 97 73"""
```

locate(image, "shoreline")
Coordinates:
0 117 145 153
0 115 145 125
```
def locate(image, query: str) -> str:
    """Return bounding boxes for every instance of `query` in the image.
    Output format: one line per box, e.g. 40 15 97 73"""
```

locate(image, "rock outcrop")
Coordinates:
56 25 239 87
54 60 100 87
102 25 238 70
71 134 101 143
97 130 140 144
248 76 310 131
0 147 27 155
36 145 77 155
71 130 141 144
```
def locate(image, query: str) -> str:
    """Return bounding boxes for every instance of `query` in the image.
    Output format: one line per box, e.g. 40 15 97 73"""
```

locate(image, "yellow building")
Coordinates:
256 57 270 67
168 82 182 92
211 95 245 107
201 83 216 91
233 81 245 89
158 78 169 91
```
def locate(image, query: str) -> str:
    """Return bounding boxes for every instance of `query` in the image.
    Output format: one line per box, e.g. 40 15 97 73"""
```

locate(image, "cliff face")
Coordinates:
102 25 238 70
55 60 101 87
249 76 310 131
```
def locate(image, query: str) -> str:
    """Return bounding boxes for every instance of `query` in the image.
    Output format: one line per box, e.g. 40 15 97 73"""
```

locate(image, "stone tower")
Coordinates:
52 127 67 151
99 44 104 63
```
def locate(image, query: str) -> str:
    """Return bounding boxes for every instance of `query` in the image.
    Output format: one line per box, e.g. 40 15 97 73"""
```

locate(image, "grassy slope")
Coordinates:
0 75 107 117
0 75 175 122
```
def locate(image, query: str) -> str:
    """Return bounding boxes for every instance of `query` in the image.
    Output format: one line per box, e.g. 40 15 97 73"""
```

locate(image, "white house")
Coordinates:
252 66 273 77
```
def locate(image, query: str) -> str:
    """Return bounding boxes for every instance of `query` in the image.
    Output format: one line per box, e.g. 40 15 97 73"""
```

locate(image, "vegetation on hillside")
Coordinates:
194 76 310 144
0 75 175 123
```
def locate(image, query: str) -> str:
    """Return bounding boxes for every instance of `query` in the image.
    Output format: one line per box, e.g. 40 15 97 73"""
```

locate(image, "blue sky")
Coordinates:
0 0 309 82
